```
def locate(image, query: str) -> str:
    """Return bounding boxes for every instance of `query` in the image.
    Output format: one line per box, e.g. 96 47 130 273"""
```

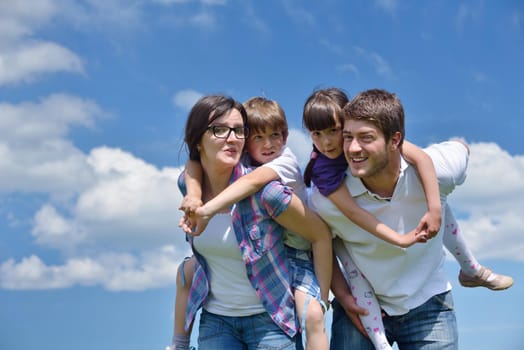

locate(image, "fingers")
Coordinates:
178 211 198 235
351 303 369 317
179 196 203 214
178 202 199 234
348 312 369 338
414 220 425 234
416 229 437 241
342 295 369 317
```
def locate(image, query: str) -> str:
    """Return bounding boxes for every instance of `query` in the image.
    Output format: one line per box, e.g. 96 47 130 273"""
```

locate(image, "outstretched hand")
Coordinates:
414 209 441 240
178 195 203 216
398 228 429 248
178 206 213 236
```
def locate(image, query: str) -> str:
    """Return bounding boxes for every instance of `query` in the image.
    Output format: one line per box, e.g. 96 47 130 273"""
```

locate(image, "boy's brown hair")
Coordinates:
243 97 289 141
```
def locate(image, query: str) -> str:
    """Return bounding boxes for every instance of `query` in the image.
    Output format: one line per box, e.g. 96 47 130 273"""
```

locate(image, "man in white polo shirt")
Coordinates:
309 89 469 349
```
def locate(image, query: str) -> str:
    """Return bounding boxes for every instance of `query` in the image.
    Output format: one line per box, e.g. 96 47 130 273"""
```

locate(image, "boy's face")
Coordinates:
246 127 286 164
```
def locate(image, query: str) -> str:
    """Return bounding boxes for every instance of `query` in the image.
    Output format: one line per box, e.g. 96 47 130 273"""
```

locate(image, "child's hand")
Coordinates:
178 213 195 234
398 229 429 248
179 195 203 215
177 205 214 236
187 206 213 236
414 209 441 239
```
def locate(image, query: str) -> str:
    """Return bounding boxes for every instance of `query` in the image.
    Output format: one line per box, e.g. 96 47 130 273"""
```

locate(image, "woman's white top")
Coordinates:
193 210 266 316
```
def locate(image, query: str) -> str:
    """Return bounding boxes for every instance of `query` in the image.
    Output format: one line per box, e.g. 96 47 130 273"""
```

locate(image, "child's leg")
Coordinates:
333 238 392 350
442 204 480 275
286 246 328 350
294 289 329 350
443 204 513 290
170 256 196 350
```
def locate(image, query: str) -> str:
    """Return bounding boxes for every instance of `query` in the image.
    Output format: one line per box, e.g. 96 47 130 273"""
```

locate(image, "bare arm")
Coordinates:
329 185 427 248
402 140 442 238
274 194 333 303
184 167 279 236
179 160 204 213
200 166 278 216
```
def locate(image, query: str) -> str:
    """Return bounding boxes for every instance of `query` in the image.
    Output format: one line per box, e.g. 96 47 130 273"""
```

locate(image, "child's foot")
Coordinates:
458 266 514 290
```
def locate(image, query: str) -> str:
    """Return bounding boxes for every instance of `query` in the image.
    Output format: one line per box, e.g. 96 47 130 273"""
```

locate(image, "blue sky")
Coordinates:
0 1 523 349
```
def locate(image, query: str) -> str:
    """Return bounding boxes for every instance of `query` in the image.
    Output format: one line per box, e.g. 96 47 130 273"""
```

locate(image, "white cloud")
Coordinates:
242 2 271 37
151 0 191 4
0 94 105 194
510 10 522 31
282 0 316 28
287 128 313 169
319 39 345 55
0 0 85 86
188 10 217 28
455 3 483 32
102 246 184 291
0 40 84 86
354 46 394 78
447 142 524 261
201 0 228 5
337 63 360 77
471 70 488 83
0 0 57 42
58 0 146 31
32 204 86 249
0 93 100 142
151 0 227 6
0 144 190 290
375 0 397 14
75 147 186 249
0 88 189 290
22 145 187 253
173 89 204 111
0 245 189 291
0 0 229 86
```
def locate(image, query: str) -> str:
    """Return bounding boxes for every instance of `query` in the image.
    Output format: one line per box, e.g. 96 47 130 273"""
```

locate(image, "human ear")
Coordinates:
390 132 402 150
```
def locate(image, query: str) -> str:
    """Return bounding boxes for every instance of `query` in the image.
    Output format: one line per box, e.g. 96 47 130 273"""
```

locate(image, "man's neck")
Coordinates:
361 154 401 198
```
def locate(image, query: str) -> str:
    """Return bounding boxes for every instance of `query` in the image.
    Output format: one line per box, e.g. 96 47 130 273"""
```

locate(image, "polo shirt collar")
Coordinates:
346 155 409 199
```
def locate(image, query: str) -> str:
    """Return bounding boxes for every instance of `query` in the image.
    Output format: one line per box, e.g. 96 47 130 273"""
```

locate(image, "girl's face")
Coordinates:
200 108 246 170
309 120 344 159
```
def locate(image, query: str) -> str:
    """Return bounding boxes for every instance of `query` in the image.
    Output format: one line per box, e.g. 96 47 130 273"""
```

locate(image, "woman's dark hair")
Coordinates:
302 87 349 187
184 94 248 161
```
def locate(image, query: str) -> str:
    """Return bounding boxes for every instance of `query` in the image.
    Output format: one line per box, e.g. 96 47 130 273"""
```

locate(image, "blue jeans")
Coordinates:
331 291 458 350
198 309 296 350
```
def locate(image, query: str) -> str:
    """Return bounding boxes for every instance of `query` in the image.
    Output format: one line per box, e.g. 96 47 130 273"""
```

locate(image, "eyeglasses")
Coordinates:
207 125 249 139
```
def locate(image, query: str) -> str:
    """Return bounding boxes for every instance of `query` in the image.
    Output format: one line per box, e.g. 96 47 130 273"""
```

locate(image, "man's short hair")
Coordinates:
343 89 405 146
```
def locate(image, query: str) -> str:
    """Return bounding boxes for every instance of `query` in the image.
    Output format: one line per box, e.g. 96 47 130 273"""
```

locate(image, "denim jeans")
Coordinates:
198 309 296 349
331 290 459 350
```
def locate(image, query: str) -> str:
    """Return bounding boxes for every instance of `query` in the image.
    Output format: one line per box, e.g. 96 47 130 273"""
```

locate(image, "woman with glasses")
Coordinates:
175 94 332 349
